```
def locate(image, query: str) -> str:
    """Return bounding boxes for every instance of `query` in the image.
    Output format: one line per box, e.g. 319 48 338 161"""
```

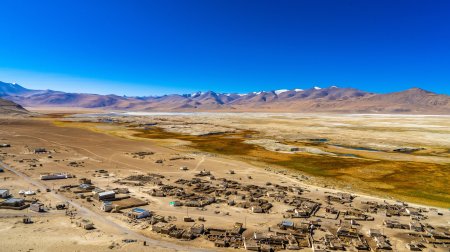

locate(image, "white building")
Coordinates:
131 208 150 219
0 189 10 198
40 173 74 180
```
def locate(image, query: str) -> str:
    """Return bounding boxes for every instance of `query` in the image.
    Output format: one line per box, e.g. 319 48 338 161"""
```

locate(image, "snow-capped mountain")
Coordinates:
0 81 449 114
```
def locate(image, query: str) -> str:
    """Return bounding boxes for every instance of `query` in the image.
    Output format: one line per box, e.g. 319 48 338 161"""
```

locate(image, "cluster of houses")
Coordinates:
284 197 321 218
326 192 355 204
151 221 205 241
138 174 314 215
205 223 245 248
56 177 147 213
150 218 246 247
360 200 429 220
0 188 46 212
110 170 450 251
243 220 313 251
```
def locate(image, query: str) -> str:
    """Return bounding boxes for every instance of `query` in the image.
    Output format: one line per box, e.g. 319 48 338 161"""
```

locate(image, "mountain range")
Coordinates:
1 81 449 114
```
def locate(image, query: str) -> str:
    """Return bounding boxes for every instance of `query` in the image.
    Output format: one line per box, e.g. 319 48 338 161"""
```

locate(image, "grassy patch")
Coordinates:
54 121 450 208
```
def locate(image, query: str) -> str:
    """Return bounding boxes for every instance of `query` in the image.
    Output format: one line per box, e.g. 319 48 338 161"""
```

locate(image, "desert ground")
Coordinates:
0 112 449 252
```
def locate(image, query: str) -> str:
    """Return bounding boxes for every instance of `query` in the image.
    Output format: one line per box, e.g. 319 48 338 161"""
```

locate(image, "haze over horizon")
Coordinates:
1 0 450 96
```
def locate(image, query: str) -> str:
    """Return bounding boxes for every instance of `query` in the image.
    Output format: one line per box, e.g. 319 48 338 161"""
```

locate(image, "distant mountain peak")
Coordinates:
406 87 432 93
0 81 32 96
274 89 289 95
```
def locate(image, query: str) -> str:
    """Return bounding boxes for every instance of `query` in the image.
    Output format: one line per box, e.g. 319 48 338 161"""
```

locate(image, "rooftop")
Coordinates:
4 198 24 203
132 208 148 213
98 191 115 197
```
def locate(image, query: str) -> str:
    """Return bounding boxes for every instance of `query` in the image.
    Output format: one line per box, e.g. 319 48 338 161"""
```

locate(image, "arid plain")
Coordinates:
0 112 449 251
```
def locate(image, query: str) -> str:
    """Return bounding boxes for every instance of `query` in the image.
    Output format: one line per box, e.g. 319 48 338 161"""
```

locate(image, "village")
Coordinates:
0 121 449 252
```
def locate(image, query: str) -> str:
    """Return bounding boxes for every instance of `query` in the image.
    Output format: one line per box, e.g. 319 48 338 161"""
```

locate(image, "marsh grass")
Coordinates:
54 121 450 208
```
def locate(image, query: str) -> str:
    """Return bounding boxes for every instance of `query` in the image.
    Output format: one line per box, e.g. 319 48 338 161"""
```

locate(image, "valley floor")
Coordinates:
0 113 448 251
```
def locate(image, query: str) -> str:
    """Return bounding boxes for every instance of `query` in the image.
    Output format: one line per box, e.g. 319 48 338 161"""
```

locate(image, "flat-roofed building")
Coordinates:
2 198 25 207
94 190 115 201
131 208 150 219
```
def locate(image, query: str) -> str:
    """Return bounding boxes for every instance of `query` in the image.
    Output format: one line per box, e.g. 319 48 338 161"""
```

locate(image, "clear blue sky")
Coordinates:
0 0 449 96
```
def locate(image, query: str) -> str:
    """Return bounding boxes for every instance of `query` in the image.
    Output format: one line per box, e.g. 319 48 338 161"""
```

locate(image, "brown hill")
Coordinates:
289 88 450 114
0 98 29 115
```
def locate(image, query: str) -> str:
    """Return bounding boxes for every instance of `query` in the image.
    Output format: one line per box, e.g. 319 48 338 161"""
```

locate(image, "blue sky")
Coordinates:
0 0 449 96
